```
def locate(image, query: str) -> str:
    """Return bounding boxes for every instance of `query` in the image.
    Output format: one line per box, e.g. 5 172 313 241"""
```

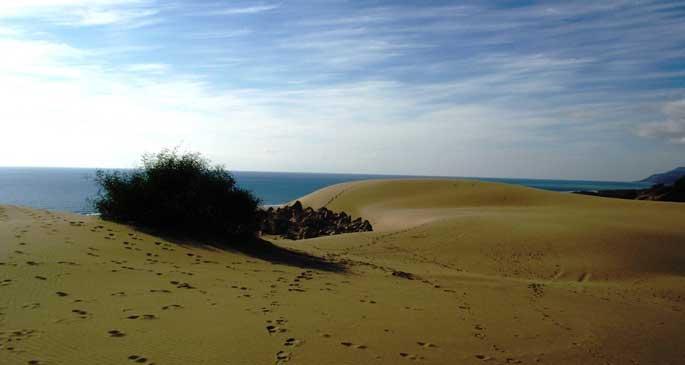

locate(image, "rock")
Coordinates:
259 201 373 240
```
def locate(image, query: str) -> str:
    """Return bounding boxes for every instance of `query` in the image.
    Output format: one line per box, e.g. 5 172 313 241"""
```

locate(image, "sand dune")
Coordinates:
2 179 685 364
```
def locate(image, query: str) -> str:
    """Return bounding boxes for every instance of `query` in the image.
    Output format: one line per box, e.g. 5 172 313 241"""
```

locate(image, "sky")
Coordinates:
0 0 684 181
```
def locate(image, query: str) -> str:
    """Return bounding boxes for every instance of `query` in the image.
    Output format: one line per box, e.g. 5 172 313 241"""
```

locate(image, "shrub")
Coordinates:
94 149 260 241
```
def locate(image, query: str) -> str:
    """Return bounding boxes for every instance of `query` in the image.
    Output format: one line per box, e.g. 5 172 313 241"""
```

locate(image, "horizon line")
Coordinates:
0 165 650 184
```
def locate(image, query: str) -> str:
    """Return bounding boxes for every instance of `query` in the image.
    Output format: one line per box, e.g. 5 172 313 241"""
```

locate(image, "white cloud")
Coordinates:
0 38 87 78
0 28 657 177
637 99 685 144
66 7 158 26
0 34 561 173
0 35 282 168
209 4 279 16
0 0 159 27
0 0 144 15
124 63 170 74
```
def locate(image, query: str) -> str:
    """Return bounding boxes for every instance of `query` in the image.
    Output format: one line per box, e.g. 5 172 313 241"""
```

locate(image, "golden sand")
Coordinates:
1 179 684 364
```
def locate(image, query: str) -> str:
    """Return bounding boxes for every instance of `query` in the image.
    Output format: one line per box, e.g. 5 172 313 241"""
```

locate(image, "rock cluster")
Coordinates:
258 201 373 240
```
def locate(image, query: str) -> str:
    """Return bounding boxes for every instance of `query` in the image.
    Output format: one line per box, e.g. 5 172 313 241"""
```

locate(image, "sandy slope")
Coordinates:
1 179 685 364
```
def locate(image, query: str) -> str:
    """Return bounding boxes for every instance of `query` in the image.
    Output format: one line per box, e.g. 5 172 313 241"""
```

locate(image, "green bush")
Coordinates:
94 149 260 241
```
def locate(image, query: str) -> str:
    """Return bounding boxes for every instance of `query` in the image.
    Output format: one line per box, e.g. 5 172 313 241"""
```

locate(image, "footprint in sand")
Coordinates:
275 350 291 363
400 352 424 360
266 325 287 334
169 281 195 289
108 329 126 338
71 309 89 318
474 332 486 340
57 261 79 266
22 303 41 310
162 304 183 310
265 318 289 334
126 314 158 320
528 283 545 297
284 338 304 347
128 355 153 363
341 342 367 349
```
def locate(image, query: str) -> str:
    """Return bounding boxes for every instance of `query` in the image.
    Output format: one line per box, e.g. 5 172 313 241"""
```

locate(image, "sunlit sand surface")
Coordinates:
1 179 684 364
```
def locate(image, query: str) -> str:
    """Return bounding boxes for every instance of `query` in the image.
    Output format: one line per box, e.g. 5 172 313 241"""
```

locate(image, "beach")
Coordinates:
1 179 685 364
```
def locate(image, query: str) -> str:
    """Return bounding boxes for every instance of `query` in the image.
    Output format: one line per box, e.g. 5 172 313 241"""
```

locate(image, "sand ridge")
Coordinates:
1 179 685 364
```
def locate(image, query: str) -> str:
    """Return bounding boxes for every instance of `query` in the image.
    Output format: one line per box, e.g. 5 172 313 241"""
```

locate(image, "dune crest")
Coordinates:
297 179 685 280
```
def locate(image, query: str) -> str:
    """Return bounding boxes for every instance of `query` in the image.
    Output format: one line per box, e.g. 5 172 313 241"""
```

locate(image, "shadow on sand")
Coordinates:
131 225 347 273
222 238 347 273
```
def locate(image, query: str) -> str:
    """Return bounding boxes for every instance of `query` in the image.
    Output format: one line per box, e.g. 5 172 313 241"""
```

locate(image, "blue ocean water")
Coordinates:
0 167 651 214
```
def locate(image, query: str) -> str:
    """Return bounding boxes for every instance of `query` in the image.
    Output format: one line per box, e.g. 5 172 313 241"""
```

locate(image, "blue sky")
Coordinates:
0 0 684 180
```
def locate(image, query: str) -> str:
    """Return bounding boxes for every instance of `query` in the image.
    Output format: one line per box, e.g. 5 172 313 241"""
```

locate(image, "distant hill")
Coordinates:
638 167 685 185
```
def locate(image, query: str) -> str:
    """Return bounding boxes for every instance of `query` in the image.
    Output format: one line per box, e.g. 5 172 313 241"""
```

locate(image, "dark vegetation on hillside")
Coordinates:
638 166 685 185
575 176 685 202
94 149 261 242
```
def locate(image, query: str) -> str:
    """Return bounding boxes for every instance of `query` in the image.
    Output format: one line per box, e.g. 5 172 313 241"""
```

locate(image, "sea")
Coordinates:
0 167 651 215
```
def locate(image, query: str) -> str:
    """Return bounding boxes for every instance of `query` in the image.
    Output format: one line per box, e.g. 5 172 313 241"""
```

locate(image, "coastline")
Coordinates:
0 167 651 214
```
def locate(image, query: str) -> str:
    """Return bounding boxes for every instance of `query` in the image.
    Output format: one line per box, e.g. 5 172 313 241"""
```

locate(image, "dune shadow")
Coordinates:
222 238 347 273
128 225 346 273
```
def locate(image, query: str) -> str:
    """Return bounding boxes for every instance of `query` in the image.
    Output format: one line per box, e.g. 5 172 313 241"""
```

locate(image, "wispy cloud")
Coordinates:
0 0 683 179
297 5 470 27
0 0 161 27
206 4 280 16
280 27 434 69
0 1 144 16
65 7 159 27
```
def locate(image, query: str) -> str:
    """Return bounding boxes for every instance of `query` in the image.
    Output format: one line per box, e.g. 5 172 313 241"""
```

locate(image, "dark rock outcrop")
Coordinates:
257 201 373 240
